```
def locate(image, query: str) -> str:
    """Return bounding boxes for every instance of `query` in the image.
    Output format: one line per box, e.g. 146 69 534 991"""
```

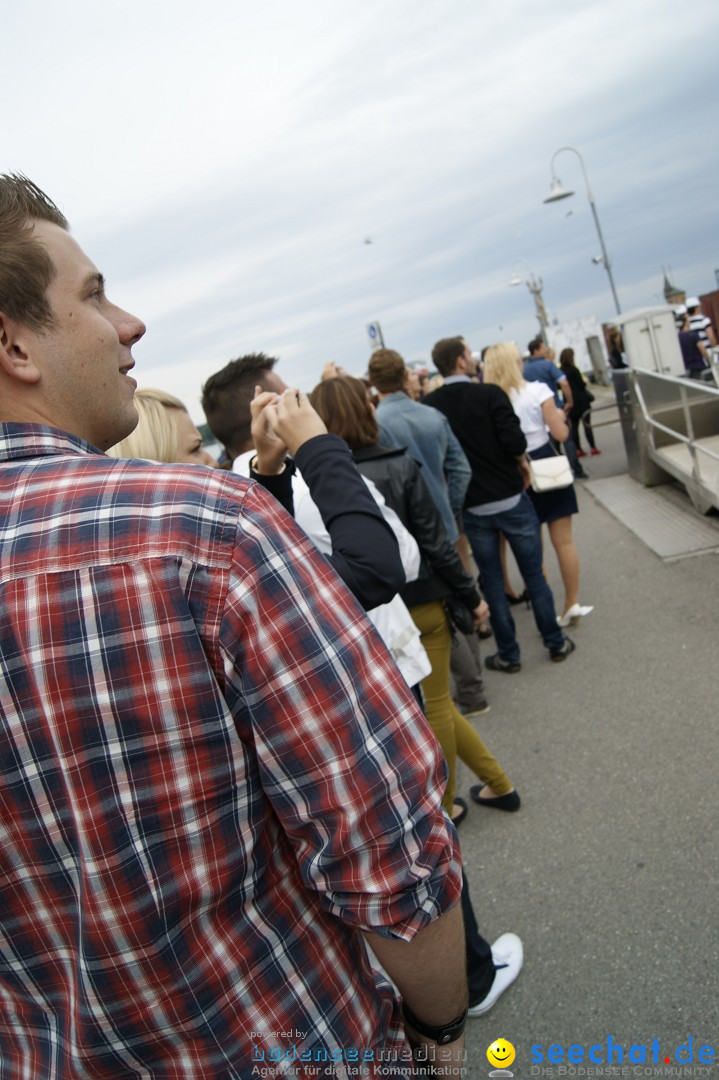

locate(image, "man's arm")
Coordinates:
489 385 528 457
442 421 472 514
365 900 467 1067
293 434 405 609
517 454 532 490
216 478 464 1057
402 460 480 605
222 482 462 916
251 390 405 610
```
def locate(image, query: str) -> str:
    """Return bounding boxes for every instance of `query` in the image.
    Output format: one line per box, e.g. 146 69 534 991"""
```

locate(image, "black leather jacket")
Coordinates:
352 444 480 612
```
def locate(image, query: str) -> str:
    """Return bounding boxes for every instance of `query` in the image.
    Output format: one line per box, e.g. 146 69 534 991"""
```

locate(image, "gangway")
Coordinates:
614 368 719 514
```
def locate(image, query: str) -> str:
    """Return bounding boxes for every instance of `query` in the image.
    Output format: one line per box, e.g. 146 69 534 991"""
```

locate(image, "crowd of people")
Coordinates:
0 172 607 1077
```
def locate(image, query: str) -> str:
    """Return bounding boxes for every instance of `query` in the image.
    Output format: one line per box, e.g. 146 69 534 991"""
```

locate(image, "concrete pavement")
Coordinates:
459 391 719 1077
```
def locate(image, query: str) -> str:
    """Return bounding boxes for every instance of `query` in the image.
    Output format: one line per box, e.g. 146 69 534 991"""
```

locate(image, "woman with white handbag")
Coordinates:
483 344 593 628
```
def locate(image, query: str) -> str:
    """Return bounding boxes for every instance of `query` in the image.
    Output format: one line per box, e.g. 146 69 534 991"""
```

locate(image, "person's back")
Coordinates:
422 380 526 508
376 398 468 535
510 380 556 449
348 443 478 609
560 362 590 409
369 349 470 541
1 430 461 1070
687 297 715 351
523 355 564 402
679 325 709 376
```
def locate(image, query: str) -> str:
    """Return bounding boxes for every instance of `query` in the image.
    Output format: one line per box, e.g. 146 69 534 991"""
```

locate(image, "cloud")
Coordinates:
4 0 719 417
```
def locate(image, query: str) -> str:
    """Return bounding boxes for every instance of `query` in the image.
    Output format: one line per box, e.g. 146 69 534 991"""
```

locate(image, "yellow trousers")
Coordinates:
410 601 513 811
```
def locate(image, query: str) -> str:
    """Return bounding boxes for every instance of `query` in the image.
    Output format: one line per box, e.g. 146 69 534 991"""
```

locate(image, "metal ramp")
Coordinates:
614 369 719 514
655 435 719 502
585 474 719 560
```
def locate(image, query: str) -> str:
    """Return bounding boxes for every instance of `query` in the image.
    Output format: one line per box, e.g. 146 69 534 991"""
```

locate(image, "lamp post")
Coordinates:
509 260 549 332
544 146 622 315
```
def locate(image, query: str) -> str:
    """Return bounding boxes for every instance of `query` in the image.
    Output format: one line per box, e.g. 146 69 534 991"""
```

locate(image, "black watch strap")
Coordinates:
401 1001 468 1045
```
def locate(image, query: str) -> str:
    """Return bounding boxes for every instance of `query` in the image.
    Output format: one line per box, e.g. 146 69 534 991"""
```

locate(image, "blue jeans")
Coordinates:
463 494 564 663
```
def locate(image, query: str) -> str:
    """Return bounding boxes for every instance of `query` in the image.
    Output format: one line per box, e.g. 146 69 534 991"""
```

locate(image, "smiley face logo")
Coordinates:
487 1039 516 1069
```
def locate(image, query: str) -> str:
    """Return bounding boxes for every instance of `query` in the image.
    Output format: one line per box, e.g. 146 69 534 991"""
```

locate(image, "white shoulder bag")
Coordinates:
528 450 574 493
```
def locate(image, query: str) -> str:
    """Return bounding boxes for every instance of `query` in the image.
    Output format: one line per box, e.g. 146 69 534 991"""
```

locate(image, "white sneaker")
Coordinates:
467 932 524 1017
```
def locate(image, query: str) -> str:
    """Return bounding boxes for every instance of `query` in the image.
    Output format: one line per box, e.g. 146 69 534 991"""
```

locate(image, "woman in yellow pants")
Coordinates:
311 375 520 822
411 601 516 814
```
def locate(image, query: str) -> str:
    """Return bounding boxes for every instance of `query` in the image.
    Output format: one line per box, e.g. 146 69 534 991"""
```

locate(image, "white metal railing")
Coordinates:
629 368 719 503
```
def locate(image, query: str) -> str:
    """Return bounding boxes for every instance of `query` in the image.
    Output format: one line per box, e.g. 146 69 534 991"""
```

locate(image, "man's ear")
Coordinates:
0 312 42 384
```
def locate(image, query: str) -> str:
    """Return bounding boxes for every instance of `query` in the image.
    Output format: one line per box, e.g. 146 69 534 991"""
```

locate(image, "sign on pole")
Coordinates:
367 321 385 351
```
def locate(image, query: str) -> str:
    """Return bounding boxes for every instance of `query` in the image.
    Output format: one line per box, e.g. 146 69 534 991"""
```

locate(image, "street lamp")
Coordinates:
508 260 549 330
544 146 622 315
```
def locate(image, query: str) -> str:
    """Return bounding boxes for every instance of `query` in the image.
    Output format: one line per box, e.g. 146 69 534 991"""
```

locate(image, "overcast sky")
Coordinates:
5 0 719 421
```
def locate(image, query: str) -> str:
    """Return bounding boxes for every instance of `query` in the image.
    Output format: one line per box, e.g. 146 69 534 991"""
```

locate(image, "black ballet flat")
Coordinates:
470 786 521 812
451 797 469 827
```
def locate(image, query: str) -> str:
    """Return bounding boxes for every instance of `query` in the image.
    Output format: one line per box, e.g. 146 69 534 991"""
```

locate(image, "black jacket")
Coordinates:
250 434 404 611
423 382 527 507
352 444 480 612
561 364 593 418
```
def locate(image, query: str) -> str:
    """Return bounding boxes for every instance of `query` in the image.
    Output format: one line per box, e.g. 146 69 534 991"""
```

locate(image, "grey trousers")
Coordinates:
450 628 486 713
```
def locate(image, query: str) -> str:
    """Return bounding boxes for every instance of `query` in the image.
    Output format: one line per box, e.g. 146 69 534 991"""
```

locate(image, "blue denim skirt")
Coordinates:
527 442 578 523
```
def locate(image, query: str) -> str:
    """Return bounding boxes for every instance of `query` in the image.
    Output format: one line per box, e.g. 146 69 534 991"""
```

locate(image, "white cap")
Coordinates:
686 296 700 308
674 304 687 316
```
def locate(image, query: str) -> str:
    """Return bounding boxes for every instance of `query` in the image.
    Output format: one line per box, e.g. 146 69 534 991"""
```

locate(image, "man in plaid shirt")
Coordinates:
0 176 467 1078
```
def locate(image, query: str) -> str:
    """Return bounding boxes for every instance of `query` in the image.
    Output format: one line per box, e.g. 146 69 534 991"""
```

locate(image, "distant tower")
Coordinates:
527 274 549 329
662 270 685 306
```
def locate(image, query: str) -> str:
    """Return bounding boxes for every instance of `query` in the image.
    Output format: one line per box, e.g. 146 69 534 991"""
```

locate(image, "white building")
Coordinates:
545 316 610 384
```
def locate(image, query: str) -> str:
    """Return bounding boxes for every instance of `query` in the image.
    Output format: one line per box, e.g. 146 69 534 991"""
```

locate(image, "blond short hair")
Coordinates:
483 343 525 397
107 389 188 462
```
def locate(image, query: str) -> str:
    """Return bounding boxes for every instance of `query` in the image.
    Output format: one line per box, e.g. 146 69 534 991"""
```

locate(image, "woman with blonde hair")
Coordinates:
483 343 593 627
108 388 218 467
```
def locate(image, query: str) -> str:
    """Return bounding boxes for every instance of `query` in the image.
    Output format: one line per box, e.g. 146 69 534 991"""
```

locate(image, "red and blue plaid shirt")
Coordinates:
0 425 460 1079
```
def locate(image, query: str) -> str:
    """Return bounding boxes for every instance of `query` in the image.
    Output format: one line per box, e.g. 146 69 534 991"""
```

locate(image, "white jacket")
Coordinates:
234 452 430 687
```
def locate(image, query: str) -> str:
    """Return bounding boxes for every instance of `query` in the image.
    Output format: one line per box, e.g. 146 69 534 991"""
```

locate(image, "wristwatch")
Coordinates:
401 1001 468 1045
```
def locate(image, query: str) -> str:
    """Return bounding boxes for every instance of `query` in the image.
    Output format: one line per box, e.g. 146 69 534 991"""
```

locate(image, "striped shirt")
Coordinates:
0 425 460 1079
688 312 712 351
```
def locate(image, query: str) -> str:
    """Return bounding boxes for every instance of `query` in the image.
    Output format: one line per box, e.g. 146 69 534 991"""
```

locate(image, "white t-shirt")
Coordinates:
510 381 554 452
